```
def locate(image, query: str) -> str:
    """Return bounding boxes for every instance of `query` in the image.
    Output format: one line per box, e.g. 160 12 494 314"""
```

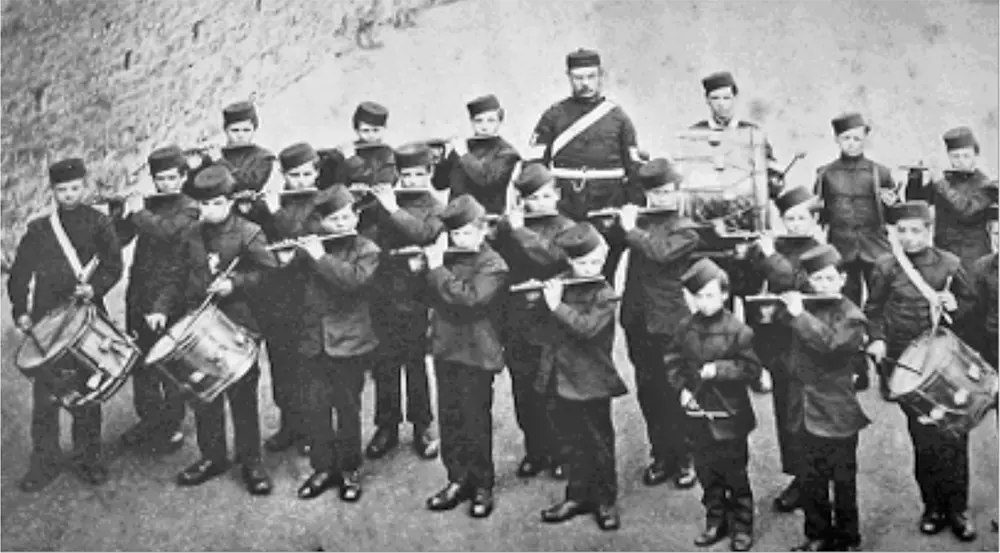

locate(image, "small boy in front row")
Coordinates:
665 258 761 552
535 222 628 531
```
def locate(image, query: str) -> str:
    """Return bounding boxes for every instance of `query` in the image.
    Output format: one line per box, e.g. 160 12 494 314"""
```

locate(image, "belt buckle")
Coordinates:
572 168 588 193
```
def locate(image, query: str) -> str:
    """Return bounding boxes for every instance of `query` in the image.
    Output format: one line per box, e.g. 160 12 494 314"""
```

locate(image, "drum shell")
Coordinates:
890 327 999 439
146 305 259 404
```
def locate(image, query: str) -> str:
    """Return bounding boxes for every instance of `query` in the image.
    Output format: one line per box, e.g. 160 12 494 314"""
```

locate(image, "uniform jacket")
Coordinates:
115 194 199 320
217 144 276 194
930 170 994 270
777 297 871 438
447 136 520 215
157 214 276 334
296 233 381 359
427 245 509 372
331 142 396 187
534 277 627 401
814 155 895 263
665 310 761 441
9 206 123 321
965 252 998 361
620 212 701 335
865 246 975 353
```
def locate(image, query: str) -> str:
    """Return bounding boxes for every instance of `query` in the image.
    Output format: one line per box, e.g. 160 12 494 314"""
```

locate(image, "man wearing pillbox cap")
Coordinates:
764 243 870 551
359 141 443 462
527 48 643 283
9 157 124 492
534 221 626 531
150 164 278 496
616 158 702 489
329 101 397 192
865 200 978 541
423 195 508 518
493 162 575 479
664 258 761 551
115 145 198 453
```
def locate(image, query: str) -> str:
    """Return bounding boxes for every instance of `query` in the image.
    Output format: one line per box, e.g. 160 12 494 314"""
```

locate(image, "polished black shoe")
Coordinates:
948 511 977 542
242 464 273 496
919 510 946 535
550 462 567 480
642 459 670 486
427 481 470 511
413 425 439 460
694 524 729 547
72 460 109 486
517 456 547 478
339 471 362 502
177 458 230 487
19 459 63 493
595 504 620 531
264 427 302 453
791 538 833 552
773 478 802 512
298 471 339 499
675 462 698 489
469 487 494 518
730 532 754 552
364 426 399 460
541 500 590 523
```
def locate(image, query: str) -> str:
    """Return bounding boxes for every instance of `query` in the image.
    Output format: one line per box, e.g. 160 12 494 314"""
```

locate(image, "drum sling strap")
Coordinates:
550 99 616 159
49 211 97 282
890 244 949 328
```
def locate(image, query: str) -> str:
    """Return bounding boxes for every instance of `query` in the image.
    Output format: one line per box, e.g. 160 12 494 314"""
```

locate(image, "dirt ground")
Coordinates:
2 0 998 551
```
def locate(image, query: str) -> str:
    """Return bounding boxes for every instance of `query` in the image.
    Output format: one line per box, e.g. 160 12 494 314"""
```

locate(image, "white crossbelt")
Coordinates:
549 167 626 180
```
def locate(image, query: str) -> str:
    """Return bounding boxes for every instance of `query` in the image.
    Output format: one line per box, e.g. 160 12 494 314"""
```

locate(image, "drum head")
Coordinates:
16 303 90 370
145 314 193 365
890 331 944 398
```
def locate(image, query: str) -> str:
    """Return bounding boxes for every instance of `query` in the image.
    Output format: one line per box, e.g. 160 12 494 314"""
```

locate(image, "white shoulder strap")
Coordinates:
550 100 617 159
890 244 947 327
49 211 85 277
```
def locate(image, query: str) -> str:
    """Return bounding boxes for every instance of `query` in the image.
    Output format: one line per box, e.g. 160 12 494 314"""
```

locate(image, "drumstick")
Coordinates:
867 353 923 376
177 256 241 340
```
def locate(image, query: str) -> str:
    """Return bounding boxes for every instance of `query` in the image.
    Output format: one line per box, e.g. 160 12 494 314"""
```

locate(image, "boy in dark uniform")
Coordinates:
865 201 977 542
330 102 396 189
116 146 199 452
291 186 381 502
771 245 870 552
536 222 627 531
361 142 442 461
149 165 276 495
666 258 761 552
423 195 509 518
616 158 701 489
9 158 124 491
967 204 998 369
495 163 575 478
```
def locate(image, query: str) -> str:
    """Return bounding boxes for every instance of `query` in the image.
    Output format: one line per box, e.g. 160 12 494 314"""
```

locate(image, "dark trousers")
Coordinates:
505 340 561 462
840 258 876 308
625 324 690 468
372 311 432 429
799 432 860 544
304 353 368 472
602 241 626 286
694 438 753 534
266 338 307 436
903 406 969 515
194 364 262 465
554 396 618 506
31 379 102 462
128 313 185 433
436 361 495 489
769 369 800 477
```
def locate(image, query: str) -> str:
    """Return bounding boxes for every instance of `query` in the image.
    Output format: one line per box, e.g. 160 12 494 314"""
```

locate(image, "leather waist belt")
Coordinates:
550 167 625 180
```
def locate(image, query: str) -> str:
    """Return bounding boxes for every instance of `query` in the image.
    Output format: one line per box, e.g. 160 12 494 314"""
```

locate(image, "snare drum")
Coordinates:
889 326 999 439
146 304 259 404
15 301 140 410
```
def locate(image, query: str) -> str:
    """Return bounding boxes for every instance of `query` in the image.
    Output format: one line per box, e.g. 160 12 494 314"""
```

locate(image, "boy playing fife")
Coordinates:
536 222 627 531
665 258 761 552
9 158 124 491
865 201 977 542
423 195 509 519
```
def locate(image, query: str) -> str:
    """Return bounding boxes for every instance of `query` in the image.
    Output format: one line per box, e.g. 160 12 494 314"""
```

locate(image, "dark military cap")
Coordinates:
514 163 556 197
313 185 356 217
353 101 389 128
49 157 87 185
223 101 259 128
440 194 487 230
279 142 318 172
189 165 235 200
566 48 601 70
148 145 186 176
681 258 727 294
888 200 933 224
637 158 683 190
467 94 502 117
702 71 738 95
831 112 869 136
943 126 978 152
395 142 433 169
554 222 605 258
800 244 843 275
774 186 817 215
